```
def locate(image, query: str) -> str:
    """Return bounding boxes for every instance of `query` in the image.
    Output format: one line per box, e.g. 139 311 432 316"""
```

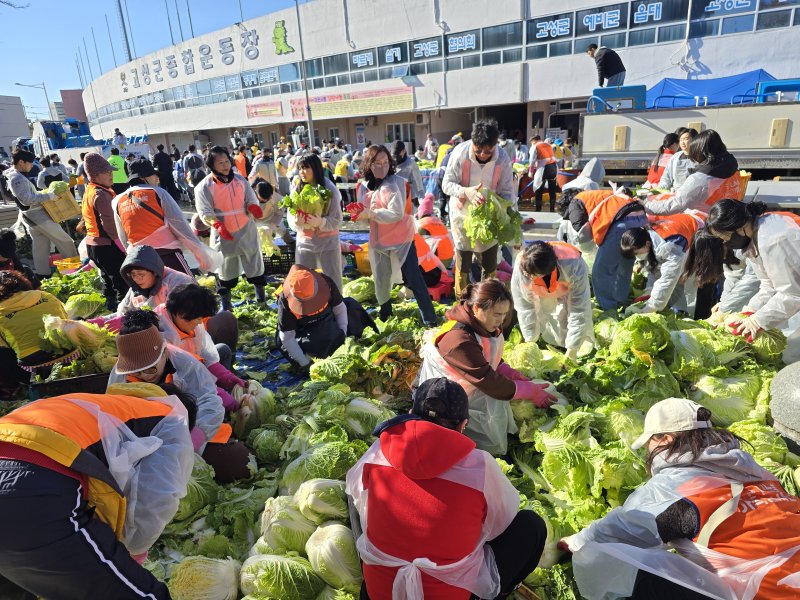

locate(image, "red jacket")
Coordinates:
360 419 487 599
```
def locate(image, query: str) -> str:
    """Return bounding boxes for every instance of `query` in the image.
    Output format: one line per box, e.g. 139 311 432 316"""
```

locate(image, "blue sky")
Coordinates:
0 0 301 120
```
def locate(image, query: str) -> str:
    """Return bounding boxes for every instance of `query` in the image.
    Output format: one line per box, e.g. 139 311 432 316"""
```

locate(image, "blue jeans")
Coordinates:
400 245 438 325
592 213 648 310
606 71 626 87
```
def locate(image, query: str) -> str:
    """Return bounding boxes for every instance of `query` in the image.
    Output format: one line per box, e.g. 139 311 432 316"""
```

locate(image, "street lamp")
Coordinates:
15 82 53 121
294 0 315 149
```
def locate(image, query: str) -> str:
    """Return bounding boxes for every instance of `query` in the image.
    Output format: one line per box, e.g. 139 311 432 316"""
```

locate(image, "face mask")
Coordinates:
727 231 751 250
371 164 389 180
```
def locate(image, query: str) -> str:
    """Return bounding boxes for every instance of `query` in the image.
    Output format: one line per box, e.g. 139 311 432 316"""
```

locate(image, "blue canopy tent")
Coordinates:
646 69 775 108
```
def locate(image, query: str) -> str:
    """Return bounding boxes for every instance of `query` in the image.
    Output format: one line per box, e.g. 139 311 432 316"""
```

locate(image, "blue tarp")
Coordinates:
646 69 775 108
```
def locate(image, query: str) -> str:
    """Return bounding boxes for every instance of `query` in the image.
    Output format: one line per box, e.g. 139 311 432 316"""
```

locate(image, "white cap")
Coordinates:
631 397 712 450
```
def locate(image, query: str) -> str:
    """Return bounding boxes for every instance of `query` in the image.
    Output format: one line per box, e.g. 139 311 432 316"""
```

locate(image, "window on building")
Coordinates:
795 9 800 25
426 60 443 73
503 48 522 62
601 32 627 48
378 67 394 79
323 53 350 75
328 128 340 140
722 14 755 34
463 54 481 69
195 80 212 96
386 123 416 146
526 45 547 60
409 62 425 76
279 63 300 82
363 70 378 82
574 37 598 54
629 28 656 46
337 74 351 86
482 51 501 66
689 19 719 38
658 23 686 42
482 22 523 50
757 10 792 29
549 40 573 57
351 71 364 83
324 76 337 88
304 58 323 78
446 57 462 71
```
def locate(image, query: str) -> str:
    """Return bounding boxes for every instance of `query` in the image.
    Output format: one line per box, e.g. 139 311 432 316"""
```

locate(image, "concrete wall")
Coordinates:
0 95 29 155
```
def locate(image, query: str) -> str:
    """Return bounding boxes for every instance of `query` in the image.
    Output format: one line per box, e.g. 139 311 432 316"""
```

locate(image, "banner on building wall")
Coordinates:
246 101 284 119
290 87 413 120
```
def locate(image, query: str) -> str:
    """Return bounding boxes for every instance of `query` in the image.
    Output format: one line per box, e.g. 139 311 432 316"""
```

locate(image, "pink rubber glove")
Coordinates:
513 380 556 408
190 427 207 452
496 362 527 381
132 552 148 565
87 316 107 328
103 314 124 333
207 362 245 391
216 386 239 412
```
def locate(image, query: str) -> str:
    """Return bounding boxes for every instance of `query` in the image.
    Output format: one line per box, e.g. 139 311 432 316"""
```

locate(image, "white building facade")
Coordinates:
83 0 800 151
0 96 29 156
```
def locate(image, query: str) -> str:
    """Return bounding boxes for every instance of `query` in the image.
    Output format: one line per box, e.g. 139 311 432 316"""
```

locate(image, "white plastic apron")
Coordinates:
417 330 516 455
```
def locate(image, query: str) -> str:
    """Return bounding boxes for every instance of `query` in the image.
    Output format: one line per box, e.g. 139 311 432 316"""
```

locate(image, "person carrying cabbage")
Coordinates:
109 309 251 483
348 377 547 600
417 279 556 455
620 212 705 317
351 145 438 326
276 264 376 375
194 145 269 312
285 153 343 292
5 149 78 277
702 199 800 364
0 270 72 395
0 383 195 600
441 119 515 296
560 397 800 600
511 241 594 362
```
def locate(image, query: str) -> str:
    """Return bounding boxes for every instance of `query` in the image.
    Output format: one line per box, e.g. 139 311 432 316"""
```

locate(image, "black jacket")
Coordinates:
594 47 625 86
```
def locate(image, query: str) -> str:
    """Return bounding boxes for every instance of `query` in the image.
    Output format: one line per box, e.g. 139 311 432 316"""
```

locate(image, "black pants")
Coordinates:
0 348 29 394
87 244 129 303
631 570 711 600
535 163 559 211
360 510 546 600
155 248 192 276
0 460 170 600
694 280 719 320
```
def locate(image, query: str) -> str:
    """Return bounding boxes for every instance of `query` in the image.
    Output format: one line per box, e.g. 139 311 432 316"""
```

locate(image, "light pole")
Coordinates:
294 0 315 148
15 82 53 121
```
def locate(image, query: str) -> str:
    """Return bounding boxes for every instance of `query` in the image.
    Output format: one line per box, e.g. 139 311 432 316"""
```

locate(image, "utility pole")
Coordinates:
185 0 195 38
116 0 133 62
294 0 315 148
164 0 175 45
174 0 185 41
105 14 118 67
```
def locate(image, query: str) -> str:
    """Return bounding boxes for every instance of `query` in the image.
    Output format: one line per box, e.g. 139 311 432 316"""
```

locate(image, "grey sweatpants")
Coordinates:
295 247 343 293
23 218 78 276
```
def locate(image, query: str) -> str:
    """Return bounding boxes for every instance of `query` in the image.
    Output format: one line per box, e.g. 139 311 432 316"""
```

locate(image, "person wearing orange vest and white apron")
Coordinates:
417 279 556 455
620 212 705 316
108 309 251 484
286 153 344 292
194 146 267 311
704 200 800 365
511 241 594 362
642 130 742 217
563 397 800 600
355 146 438 326
562 188 648 310
415 193 455 287
442 121 515 296
80 152 129 310
112 158 221 276
0 385 194 600
528 135 559 212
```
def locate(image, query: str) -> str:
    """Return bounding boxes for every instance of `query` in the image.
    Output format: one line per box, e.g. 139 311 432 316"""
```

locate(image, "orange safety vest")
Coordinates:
0 393 176 539
460 158 503 190
81 182 116 240
704 172 743 206
417 216 455 262
678 476 800 599
116 188 165 245
534 142 557 165
578 189 642 246
234 154 247 177
414 234 439 272
531 242 581 293
651 213 705 246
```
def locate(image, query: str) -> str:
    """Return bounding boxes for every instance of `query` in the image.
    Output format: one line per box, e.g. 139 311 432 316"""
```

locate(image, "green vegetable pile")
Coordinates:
463 190 523 246
281 184 332 220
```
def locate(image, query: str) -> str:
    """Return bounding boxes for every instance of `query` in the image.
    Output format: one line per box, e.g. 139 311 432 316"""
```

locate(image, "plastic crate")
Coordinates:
429 273 454 301
263 245 295 276
30 372 110 400
739 171 751 201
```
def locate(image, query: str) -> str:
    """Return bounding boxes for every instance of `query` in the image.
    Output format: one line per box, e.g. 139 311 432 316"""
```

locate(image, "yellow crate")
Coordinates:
54 257 82 273
354 243 371 275
42 191 81 223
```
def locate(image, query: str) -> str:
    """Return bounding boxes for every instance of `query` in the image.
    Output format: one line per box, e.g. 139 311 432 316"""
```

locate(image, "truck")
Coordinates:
27 119 150 164
577 82 800 207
